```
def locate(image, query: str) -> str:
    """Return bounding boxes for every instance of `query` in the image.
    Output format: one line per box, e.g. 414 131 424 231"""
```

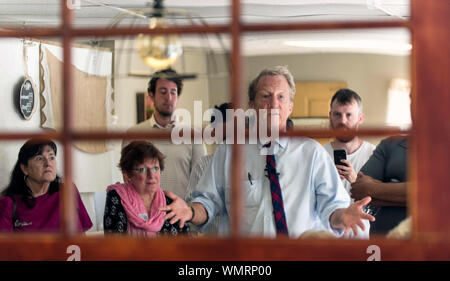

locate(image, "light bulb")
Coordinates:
135 17 183 70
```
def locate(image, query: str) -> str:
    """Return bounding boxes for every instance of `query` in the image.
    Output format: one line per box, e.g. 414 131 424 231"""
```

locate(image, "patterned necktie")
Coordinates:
264 143 289 236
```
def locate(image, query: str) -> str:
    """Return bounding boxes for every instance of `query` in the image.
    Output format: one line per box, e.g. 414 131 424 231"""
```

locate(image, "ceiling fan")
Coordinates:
84 0 230 80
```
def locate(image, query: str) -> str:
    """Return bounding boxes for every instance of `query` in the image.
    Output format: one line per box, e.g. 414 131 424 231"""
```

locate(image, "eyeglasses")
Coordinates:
131 166 160 175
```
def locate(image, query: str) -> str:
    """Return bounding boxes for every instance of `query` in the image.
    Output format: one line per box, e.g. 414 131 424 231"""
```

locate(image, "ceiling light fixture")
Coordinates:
135 0 183 70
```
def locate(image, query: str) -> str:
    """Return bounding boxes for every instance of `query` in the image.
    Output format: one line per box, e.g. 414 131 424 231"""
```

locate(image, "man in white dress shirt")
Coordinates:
161 66 375 238
122 68 206 199
323 88 375 239
185 102 232 236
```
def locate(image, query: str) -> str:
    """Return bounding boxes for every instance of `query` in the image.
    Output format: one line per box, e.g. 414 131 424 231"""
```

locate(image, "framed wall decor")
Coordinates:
18 77 37 120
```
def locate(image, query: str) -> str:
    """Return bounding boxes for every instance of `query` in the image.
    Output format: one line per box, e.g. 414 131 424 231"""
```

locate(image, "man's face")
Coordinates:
329 99 364 142
249 75 293 132
150 78 178 117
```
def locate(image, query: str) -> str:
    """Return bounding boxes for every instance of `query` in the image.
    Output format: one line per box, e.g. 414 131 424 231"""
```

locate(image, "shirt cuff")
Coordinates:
323 204 349 237
190 198 214 232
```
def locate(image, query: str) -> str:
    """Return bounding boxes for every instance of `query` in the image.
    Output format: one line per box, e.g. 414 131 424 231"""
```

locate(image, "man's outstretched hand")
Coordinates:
330 196 375 236
158 190 192 228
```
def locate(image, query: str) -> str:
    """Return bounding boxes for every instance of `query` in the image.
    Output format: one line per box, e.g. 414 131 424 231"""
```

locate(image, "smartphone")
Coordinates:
333 149 347 166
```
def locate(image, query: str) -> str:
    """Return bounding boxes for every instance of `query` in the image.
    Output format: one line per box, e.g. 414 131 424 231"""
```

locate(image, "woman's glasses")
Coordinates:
131 166 160 175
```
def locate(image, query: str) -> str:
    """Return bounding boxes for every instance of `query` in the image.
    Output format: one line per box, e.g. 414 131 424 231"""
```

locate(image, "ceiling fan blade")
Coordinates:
82 0 148 20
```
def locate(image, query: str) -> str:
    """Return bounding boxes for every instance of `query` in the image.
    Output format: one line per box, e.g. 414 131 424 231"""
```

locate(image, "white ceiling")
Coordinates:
0 0 411 56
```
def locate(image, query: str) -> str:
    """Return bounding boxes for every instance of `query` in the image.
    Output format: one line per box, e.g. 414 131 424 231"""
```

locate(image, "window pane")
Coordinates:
242 28 411 129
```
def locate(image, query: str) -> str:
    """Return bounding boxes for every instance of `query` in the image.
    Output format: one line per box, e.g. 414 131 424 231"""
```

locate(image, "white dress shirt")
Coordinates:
186 154 229 236
191 137 351 238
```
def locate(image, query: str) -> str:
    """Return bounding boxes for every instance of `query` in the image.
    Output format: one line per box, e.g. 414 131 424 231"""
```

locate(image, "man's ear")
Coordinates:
358 112 365 125
148 92 155 101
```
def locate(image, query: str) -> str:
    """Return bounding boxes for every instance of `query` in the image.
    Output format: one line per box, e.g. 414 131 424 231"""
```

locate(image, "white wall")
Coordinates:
114 41 212 130
245 53 410 126
113 43 214 153
0 38 118 231
245 53 410 146
0 39 42 189
203 52 410 147
202 52 410 127
207 53 231 109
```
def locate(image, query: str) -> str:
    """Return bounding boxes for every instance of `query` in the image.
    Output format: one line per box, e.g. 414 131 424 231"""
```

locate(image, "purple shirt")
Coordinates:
0 186 92 232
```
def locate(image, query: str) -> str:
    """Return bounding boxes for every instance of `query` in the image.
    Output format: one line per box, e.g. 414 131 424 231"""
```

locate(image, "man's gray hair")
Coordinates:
248 65 296 102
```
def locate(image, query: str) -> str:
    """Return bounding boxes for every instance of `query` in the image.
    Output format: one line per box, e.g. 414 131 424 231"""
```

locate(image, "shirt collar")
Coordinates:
149 115 178 130
257 137 289 153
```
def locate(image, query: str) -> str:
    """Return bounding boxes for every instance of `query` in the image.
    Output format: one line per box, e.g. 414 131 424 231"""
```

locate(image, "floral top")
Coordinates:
103 189 190 236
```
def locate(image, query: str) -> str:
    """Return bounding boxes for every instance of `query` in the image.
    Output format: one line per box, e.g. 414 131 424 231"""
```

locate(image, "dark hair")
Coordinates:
119 141 165 174
330 88 363 113
286 118 294 130
210 102 233 124
147 68 183 96
1 139 60 209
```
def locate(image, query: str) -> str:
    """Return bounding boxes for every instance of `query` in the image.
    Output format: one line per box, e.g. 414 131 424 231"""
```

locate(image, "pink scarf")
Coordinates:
107 182 166 237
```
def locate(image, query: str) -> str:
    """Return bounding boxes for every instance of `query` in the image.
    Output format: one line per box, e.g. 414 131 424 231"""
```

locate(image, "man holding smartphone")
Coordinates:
323 88 375 238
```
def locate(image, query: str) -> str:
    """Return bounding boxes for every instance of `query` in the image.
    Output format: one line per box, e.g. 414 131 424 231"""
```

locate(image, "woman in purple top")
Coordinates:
0 139 92 232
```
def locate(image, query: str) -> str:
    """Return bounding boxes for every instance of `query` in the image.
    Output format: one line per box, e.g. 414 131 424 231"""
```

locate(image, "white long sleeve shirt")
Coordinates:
191 137 351 238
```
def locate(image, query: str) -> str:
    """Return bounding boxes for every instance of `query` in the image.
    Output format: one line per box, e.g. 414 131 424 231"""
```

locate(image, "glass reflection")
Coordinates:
0 1 412 241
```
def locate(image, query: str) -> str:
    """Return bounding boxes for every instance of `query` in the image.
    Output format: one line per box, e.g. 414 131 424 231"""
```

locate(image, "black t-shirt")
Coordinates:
360 136 408 235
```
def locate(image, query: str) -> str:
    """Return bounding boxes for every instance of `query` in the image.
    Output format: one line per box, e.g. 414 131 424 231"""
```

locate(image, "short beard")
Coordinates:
155 107 173 118
336 135 356 143
331 123 357 143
